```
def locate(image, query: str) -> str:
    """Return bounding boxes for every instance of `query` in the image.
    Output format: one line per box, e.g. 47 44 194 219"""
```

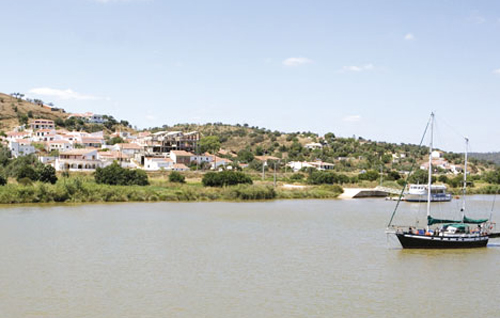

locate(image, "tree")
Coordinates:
358 170 379 182
108 136 125 145
199 136 221 154
38 165 58 184
237 149 254 163
16 165 39 182
408 169 435 184
202 171 252 187
169 171 185 183
95 162 149 186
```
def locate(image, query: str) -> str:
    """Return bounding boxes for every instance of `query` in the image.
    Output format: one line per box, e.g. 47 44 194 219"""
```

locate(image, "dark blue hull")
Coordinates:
396 233 488 249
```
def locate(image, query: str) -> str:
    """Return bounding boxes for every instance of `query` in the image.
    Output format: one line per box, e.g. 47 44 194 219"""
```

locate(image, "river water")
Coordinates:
1 197 500 317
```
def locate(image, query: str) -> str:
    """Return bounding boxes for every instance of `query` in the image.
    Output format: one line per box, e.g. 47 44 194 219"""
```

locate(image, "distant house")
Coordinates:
143 157 174 171
81 137 104 148
305 143 323 150
287 161 314 172
9 139 36 158
309 161 335 171
286 160 334 172
46 140 73 152
34 129 57 142
88 114 106 124
29 119 55 130
170 150 195 165
111 143 142 156
54 148 101 171
171 163 190 171
210 156 232 170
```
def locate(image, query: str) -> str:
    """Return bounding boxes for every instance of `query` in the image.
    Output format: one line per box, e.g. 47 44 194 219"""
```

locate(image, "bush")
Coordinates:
169 171 185 183
16 165 39 182
307 171 350 185
289 173 305 181
358 170 379 182
95 162 149 186
0 174 6 186
39 165 58 184
202 171 253 187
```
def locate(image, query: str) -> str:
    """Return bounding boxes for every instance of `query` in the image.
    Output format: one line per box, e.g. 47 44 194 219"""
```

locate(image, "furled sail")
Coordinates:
427 216 461 225
463 216 489 224
427 215 488 225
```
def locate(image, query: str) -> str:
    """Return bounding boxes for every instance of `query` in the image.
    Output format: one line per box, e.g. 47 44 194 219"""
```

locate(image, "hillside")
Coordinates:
0 93 68 131
155 123 497 175
469 152 500 166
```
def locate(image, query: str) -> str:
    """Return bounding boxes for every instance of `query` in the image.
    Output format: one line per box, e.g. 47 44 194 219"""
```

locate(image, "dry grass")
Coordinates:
0 93 69 131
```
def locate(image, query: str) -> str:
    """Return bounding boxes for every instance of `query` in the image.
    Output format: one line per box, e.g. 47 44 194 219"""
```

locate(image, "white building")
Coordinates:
88 114 106 124
305 142 323 150
54 148 102 171
287 161 314 172
143 157 174 171
9 140 36 158
46 140 73 152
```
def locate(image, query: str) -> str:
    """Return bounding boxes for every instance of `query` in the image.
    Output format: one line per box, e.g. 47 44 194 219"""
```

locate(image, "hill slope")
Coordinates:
0 93 68 131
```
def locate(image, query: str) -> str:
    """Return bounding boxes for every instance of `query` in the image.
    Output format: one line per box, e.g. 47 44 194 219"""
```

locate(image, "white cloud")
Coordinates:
493 68 500 74
28 88 101 101
343 115 361 122
340 64 374 73
404 33 415 41
282 57 313 67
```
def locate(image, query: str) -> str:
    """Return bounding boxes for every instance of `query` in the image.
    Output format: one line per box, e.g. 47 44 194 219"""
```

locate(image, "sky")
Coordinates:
1 0 499 152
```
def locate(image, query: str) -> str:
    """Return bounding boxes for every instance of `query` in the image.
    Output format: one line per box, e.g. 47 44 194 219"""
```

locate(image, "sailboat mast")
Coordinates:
462 137 469 218
427 113 434 227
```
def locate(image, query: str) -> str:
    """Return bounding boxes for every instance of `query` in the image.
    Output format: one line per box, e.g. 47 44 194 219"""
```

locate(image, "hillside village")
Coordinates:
0 92 498 184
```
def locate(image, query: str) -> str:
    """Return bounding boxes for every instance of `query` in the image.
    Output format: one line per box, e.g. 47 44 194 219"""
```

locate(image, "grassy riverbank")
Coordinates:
0 175 344 204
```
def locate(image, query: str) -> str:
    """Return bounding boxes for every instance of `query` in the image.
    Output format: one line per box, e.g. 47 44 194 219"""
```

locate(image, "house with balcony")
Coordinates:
46 140 73 152
29 119 55 130
54 148 102 171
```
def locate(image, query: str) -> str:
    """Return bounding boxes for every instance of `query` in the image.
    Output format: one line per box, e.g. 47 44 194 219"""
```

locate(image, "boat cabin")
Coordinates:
441 224 470 235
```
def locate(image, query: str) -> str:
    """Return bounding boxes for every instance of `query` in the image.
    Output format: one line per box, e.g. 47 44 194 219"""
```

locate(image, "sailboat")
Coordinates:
387 113 499 249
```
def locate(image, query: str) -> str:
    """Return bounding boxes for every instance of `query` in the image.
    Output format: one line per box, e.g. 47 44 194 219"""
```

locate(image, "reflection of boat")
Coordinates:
387 113 499 249
404 184 452 202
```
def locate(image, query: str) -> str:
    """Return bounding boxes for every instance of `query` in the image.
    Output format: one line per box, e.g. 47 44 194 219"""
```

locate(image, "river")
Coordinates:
1 196 500 317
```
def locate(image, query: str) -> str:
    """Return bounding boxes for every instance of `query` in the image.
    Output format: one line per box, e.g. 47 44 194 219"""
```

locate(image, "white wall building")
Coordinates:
54 149 102 171
143 157 174 171
9 140 36 158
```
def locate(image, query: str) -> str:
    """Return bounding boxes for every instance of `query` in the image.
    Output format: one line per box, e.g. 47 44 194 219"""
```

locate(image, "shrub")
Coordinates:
16 165 39 182
202 171 253 187
289 173 304 181
358 170 379 182
307 171 349 185
95 162 149 186
169 171 185 183
38 165 58 184
0 174 6 186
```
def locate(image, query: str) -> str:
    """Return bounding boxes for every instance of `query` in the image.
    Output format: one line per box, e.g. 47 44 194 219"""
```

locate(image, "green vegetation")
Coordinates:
168 171 185 183
307 171 349 185
95 162 149 186
202 171 253 187
0 175 344 204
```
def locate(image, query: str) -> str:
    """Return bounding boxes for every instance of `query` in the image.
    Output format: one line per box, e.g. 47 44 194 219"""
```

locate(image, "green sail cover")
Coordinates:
427 215 488 225
463 216 488 224
427 216 461 225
